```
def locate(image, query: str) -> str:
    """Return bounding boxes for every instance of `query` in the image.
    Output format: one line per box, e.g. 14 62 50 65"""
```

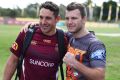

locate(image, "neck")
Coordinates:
73 27 89 38
43 28 56 36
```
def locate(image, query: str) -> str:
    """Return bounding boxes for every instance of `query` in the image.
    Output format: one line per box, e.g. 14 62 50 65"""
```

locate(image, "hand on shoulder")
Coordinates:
20 22 39 33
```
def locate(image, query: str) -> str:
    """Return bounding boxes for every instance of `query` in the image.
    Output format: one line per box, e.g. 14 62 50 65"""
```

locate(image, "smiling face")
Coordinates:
65 9 86 34
39 8 59 35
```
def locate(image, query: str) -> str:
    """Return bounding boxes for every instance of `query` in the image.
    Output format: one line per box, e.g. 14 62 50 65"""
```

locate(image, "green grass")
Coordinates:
0 24 21 80
0 23 120 80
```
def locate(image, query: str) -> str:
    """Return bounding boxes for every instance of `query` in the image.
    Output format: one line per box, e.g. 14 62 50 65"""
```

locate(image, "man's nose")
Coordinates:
68 19 73 24
41 18 47 24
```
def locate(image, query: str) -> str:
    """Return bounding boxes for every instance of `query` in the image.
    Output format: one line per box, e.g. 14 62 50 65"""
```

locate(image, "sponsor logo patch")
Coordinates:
91 50 106 60
29 59 54 67
31 40 37 45
43 39 51 43
12 42 18 51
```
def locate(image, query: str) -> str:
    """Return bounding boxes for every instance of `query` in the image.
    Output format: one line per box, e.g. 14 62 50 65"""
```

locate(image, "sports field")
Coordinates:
0 23 120 80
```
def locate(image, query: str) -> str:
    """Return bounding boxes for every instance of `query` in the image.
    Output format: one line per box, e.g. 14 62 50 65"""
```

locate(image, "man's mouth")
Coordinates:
41 25 49 29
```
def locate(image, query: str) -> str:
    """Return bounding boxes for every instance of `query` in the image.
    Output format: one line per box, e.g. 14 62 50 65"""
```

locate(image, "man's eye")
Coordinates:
65 17 69 20
46 17 52 20
72 17 77 19
39 16 43 19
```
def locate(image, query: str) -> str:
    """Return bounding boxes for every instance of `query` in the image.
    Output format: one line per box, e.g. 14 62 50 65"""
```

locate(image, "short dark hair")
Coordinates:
66 2 87 18
39 1 59 18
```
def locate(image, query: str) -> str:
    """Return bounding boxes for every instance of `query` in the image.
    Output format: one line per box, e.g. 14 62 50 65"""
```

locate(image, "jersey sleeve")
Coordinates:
10 29 26 57
89 42 106 68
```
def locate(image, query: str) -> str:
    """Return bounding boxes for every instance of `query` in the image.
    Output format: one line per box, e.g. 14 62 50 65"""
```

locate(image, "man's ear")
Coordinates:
82 16 87 24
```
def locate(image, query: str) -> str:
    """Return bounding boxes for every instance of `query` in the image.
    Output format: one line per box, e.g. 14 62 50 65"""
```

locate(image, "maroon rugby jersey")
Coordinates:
10 27 68 80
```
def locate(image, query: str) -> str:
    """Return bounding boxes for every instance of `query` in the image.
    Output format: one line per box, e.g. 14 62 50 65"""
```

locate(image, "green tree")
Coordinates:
102 2 109 21
24 3 39 18
108 0 117 21
93 5 101 21
102 0 117 21
59 4 66 20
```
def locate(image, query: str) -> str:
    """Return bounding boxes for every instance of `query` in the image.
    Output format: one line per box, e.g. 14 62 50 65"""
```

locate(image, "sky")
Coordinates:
0 0 120 9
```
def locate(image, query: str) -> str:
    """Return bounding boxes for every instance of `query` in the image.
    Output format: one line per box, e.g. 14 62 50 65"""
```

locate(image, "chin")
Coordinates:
41 29 48 33
43 30 50 33
68 29 75 33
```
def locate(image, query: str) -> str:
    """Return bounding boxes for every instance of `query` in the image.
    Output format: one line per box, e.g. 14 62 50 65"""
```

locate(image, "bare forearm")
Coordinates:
3 62 17 80
73 61 105 80
3 54 18 80
63 52 105 80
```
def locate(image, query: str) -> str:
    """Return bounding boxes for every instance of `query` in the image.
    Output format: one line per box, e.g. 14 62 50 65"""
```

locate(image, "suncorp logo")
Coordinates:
29 59 54 67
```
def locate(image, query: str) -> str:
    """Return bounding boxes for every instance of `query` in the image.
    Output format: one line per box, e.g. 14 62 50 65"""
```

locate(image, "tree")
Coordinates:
59 4 66 20
102 2 109 21
108 0 117 21
24 3 39 18
102 0 117 21
93 5 101 21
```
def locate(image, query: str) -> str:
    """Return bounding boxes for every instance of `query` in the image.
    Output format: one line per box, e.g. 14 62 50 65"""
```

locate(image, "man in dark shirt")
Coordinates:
3 1 67 80
63 2 106 80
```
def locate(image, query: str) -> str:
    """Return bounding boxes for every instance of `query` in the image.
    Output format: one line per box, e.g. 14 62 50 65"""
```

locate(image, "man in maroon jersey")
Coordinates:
3 1 67 80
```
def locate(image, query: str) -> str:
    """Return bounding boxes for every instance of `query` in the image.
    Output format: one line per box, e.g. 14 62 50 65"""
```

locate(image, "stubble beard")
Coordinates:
72 26 82 36
40 25 51 34
41 25 56 36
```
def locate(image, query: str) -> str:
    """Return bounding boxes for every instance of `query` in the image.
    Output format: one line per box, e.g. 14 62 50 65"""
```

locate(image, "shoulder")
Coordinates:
20 23 39 33
88 36 106 67
85 33 105 49
89 38 105 52
84 33 106 58
56 29 69 45
57 29 68 38
88 36 106 61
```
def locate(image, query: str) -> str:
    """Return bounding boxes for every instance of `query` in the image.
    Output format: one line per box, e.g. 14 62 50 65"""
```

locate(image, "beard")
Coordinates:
70 25 83 35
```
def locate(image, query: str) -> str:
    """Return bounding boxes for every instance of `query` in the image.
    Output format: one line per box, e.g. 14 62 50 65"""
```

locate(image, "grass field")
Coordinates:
0 23 120 80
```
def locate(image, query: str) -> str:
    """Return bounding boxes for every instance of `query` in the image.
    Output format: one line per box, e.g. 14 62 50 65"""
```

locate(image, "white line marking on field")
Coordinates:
96 33 120 37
